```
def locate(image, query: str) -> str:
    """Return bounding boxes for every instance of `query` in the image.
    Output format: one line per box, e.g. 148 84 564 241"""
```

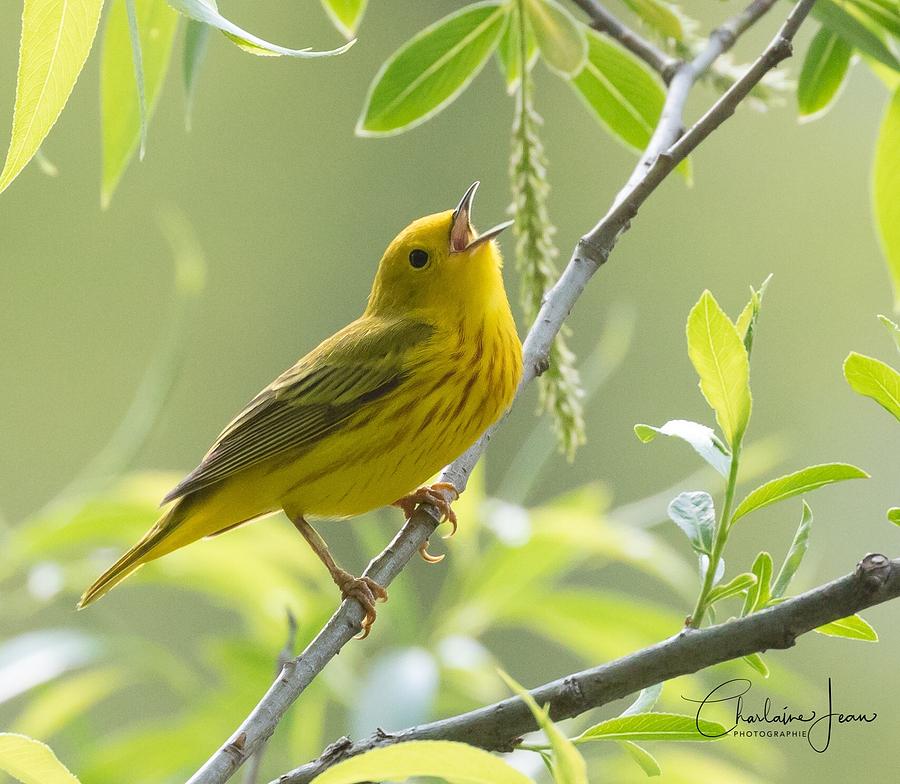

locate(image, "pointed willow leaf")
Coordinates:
878 315 900 354
496 3 537 94
667 491 716 555
734 274 771 356
634 419 730 476
708 572 757 605
621 683 663 716
798 26 853 120
772 501 812 598
844 352 900 421
742 652 770 677
125 0 148 160
575 713 727 743
618 741 660 777
621 0 684 41
888 507 900 525
357 2 508 136
307 740 531 784
732 464 868 523
499 671 588 784
686 290 752 448
167 0 355 58
813 0 899 71
183 20 212 130
849 0 900 38
526 0 587 77
0 734 80 784
873 88 900 309
102 0 180 208
320 0 368 39
570 29 666 153
740 552 772 615
0 0 105 195
815 614 878 641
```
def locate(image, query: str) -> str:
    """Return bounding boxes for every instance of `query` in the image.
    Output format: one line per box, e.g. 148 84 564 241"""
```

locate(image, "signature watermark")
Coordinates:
682 677 877 752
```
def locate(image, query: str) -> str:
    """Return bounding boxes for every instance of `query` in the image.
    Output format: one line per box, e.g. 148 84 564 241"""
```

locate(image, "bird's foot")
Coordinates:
333 569 388 639
393 482 459 564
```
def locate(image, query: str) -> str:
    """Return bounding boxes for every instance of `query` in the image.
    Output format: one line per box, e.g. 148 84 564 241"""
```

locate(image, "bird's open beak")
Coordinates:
450 181 514 254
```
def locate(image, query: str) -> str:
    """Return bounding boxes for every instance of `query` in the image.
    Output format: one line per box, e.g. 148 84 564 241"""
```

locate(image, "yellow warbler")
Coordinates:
79 182 522 634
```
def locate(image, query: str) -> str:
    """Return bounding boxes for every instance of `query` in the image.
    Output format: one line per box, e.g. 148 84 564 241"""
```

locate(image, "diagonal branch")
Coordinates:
570 0 680 79
185 1 817 782
276 553 899 783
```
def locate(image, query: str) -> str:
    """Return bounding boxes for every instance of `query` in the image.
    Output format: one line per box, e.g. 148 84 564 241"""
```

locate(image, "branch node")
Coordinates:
533 353 551 377
320 736 353 762
223 733 248 763
856 553 892 590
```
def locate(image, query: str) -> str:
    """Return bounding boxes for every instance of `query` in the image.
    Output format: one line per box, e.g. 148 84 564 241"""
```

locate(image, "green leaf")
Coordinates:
620 0 684 41
125 0 148 160
621 683 663 716
618 741 660 777
526 0 587 77
667 491 716 555
635 420 730 476
686 290 752 448
873 88 900 310
101 0 179 208
499 671 588 784
574 713 727 743
496 3 537 94
772 501 813 598
731 463 869 523
570 29 666 153
813 0 900 71
734 274 772 357
815 614 878 641
320 0 368 39
849 0 900 38
844 352 900 421
357 2 508 136
308 740 532 784
798 26 853 120
167 0 355 58
0 0 105 195
742 652 770 677
0 734 80 784
887 507 900 525
741 552 773 615
878 315 900 354
183 19 212 130
707 572 757 605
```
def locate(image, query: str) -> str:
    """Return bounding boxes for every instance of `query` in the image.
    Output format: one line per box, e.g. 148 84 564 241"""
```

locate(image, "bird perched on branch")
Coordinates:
79 182 522 636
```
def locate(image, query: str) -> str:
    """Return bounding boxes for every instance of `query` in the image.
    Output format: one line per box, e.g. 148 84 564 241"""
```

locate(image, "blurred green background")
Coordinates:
1 1 897 783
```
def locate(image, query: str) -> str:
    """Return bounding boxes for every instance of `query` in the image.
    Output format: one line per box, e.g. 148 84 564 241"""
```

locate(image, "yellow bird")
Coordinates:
79 182 522 634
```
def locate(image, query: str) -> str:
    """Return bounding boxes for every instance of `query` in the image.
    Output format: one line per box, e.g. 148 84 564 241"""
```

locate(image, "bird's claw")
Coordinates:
336 572 388 639
418 539 445 564
394 482 459 538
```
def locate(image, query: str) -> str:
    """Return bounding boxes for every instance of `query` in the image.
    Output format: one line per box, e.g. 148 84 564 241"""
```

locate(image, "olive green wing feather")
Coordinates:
163 318 434 502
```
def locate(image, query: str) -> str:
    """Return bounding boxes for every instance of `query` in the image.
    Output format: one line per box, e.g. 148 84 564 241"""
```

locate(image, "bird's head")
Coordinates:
366 182 513 317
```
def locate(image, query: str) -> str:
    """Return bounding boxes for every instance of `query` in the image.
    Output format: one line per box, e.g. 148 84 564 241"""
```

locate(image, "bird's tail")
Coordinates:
77 500 191 609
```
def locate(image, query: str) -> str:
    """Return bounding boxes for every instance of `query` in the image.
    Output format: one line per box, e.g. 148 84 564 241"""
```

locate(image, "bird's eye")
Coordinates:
409 249 429 269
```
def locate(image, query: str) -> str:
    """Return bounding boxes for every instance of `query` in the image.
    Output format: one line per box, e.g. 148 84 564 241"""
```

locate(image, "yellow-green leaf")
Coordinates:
357 3 508 136
0 734 81 784
575 712 727 742
742 652 770 677
526 0 587 77
873 87 900 309
815 614 878 641
621 0 684 41
308 740 532 784
496 2 537 94
499 670 588 784
731 463 869 523
798 26 853 120
888 507 900 525
686 290 752 448
844 352 900 420
101 0 179 208
0 0 105 195
618 741 660 776
320 0 368 39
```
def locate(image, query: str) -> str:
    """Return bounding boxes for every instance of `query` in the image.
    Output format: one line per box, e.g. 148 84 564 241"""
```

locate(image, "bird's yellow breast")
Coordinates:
272 307 522 518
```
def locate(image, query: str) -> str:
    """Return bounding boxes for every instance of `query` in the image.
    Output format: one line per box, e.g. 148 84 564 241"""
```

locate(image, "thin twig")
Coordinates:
276 553 899 783
185 1 816 782
570 0 680 80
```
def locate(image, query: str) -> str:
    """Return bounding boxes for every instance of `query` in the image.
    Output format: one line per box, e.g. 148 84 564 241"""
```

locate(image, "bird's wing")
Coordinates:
162 317 435 502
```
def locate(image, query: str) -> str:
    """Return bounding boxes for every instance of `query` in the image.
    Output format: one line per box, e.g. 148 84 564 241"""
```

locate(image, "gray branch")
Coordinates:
570 0 679 79
276 553 899 783
185 1 818 782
